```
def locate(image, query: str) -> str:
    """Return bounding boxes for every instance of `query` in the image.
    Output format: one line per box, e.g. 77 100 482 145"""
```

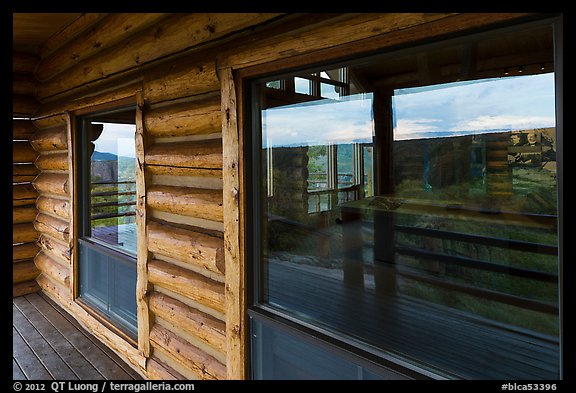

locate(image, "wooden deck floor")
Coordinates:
13 292 142 380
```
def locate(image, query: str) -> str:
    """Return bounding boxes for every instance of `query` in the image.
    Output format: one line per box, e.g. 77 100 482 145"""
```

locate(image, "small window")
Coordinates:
77 105 138 341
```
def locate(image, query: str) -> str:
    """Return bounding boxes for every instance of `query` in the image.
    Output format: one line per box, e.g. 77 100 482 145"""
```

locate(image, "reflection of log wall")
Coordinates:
13 52 40 297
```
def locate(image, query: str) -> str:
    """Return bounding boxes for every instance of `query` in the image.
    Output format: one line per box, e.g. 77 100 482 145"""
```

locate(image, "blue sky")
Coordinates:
263 73 556 146
93 123 136 158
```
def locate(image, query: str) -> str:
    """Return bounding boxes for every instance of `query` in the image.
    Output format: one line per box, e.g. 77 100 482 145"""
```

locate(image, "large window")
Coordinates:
249 20 561 379
77 106 138 341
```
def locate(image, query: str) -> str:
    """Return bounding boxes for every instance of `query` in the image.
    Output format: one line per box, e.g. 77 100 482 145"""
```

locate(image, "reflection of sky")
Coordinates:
93 123 136 157
262 73 556 146
262 94 374 148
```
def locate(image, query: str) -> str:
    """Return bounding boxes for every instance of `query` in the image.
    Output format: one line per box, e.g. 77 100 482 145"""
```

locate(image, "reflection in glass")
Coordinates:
88 122 137 255
255 23 559 379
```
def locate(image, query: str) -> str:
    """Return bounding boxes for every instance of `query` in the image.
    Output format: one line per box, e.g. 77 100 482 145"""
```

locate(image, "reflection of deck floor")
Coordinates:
92 223 137 254
13 292 142 380
268 261 559 379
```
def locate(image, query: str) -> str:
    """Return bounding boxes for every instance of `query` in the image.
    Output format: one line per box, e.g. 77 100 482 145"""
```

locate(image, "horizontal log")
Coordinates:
36 13 170 81
33 172 70 197
35 152 69 171
13 141 39 163
144 61 219 104
145 96 220 138
13 73 36 96
13 51 39 74
13 222 38 244
33 213 69 243
37 13 108 59
148 220 224 275
36 273 69 303
146 356 186 380
13 242 40 262
37 234 71 262
149 292 226 354
13 280 40 298
147 185 223 222
146 165 222 178
13 260 40 284
13 184 38 206
149 324 226 380
37 13 281 100
13 164 39 183
36 196 71 220
13 119 37 140
34 251 70 287
13 94 39 117
30 125 68 151
148 259 225 314
223 13 453 69
13 205 38 224
33 115 67 130
146 139 222 169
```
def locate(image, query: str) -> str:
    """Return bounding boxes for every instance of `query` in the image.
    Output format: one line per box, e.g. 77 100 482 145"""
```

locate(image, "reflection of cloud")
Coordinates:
263 95 374 147
394 118 442 137
452 115 555 131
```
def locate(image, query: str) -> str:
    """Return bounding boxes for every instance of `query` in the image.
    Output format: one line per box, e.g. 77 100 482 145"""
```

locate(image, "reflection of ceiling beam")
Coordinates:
459 43 477 81
371 50 553 90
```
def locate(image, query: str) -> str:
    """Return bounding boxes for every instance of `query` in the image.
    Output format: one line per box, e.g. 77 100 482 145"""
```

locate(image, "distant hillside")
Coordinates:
92 151 117 161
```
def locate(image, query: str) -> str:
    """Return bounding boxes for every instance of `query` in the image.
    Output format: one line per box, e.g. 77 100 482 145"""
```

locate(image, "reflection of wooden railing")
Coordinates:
90 180 136 221
393 224 558 315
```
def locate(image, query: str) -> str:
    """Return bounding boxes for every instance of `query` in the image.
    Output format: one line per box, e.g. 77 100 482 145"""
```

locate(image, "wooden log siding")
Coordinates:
148 221 225 275
36 196 71 220
147 186 223 222
13 164 39 183
13 184 38 206
144 97 221 138
13 141 39 163
13 261 41 284
145 139 223 171
34 251 70 287
148 259 225 314
149 324 226 380
13 205 38 224
13 120 37 140
36 13 282 100
144 61 219 104
35 13 170 82
35 152 69 172
33 213 70 243
13 243 40 262
30 126 68 151
13 223 39 244
33 173 70 197
149 292 226 354
37 234 72 263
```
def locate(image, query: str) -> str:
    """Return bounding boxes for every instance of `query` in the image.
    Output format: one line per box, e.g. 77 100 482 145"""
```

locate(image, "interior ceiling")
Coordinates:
13 13 82 54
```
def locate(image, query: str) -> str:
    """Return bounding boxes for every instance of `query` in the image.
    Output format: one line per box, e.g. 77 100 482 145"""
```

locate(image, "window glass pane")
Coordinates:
89 121 137 255
255 23 559 379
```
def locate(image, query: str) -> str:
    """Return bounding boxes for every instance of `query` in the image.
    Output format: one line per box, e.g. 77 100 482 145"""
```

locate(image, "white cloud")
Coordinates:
394 118 442 137
451 115 555 132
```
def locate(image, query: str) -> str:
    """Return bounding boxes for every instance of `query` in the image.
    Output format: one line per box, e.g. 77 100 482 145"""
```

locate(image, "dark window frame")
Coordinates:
245 15 564 380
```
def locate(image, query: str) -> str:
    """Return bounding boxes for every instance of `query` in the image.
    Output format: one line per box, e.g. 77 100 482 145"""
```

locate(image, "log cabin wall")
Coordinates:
13 51 41 297
26 13 536 380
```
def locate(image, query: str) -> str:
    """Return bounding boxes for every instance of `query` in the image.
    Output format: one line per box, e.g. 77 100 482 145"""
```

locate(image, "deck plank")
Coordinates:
24 293 135 380
38 293 143 380
13 296 104 380
12 303 78 380
13 326 53 380
13 358 27 380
